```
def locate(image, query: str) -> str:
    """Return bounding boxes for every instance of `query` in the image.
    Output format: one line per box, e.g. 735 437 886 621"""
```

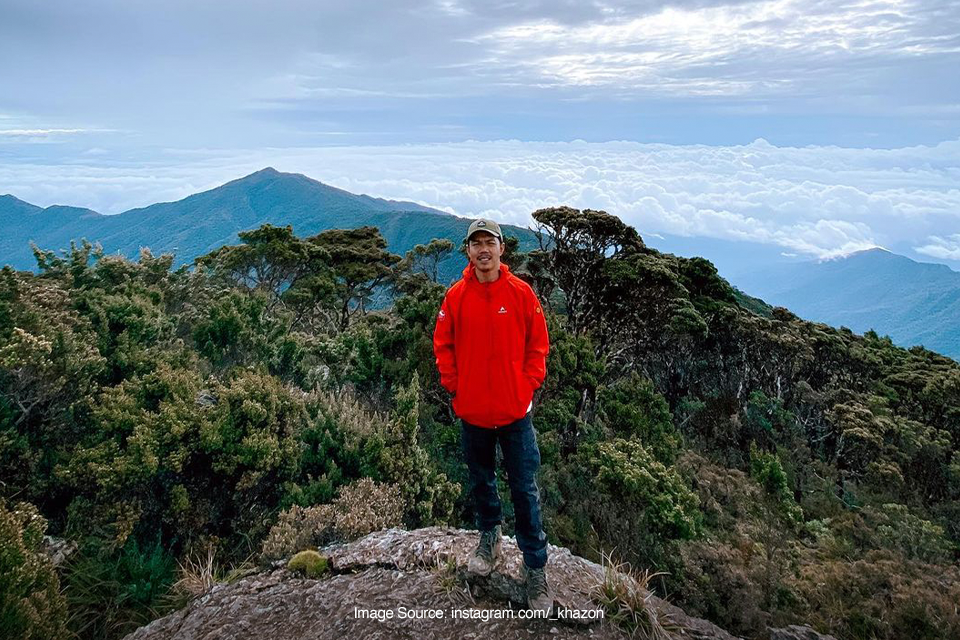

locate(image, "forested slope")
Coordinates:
2 208 957 640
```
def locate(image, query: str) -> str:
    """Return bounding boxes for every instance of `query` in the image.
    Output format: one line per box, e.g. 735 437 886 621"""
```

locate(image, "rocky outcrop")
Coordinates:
123 527 743 640
768 626 837 640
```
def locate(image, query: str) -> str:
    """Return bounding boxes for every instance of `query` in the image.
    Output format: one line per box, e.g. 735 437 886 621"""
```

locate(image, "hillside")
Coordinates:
729 248 960 359
2 205 958 640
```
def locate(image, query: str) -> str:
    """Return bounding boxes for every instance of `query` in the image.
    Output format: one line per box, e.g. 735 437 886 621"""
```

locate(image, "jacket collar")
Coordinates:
462 262 511 288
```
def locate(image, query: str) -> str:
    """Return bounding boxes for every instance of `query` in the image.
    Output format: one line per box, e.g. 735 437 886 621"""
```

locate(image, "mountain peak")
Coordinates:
0 194 43 218
841 246 902 262
245 166 283 179
815 247 911 268
234 166 292 183
0 193 33 205
841 247 954 273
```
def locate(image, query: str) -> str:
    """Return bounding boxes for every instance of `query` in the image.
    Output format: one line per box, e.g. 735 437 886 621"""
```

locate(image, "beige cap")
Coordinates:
465 218 503 243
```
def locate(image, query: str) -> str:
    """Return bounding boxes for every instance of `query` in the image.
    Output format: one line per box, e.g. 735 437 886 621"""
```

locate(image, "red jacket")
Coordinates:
433 262 550 428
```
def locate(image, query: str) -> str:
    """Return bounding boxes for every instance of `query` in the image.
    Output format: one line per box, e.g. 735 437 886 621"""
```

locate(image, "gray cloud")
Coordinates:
2 0 957 149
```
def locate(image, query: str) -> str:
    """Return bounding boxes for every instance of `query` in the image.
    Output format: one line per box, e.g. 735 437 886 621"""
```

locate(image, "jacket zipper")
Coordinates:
485 283 493 426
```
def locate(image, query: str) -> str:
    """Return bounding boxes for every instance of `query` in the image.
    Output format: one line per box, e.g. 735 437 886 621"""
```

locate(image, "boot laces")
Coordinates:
526 566 548 599
476 528 498 561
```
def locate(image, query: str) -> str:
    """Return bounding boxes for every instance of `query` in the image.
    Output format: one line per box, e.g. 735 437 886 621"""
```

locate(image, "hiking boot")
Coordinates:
522 563 553 615
467 525 502 576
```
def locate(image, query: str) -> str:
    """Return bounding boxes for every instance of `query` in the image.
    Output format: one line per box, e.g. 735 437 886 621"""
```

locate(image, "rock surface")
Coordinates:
768 626 837 640
123 527 743 640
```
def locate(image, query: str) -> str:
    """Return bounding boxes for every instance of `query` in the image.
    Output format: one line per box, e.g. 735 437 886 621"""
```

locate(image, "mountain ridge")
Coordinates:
3 170 957 359
731 246 960 359
0 169 536 283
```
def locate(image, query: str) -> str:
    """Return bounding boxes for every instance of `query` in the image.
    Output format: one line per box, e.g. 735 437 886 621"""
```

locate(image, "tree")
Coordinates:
398 238 454 284
528 206 644 338
309 226 401 330
194 224 335 323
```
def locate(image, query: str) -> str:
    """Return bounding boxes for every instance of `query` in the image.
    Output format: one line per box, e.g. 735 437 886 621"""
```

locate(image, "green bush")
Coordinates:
749 443 803 525
597 371 680 464
582 437 701 568
0 499 69 640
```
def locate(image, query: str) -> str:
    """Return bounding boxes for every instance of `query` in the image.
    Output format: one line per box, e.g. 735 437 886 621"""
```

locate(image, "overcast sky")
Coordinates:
2 0 959 266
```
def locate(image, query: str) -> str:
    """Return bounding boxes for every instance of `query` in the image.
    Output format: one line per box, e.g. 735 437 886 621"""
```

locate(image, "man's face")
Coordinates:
467 231 504 273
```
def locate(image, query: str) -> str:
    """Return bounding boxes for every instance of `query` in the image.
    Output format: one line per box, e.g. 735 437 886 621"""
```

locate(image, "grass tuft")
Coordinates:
590 549 676 639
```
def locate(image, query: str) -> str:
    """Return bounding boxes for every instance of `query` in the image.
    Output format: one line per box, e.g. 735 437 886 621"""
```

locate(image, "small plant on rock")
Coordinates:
287 550 329 578
430 555 473 606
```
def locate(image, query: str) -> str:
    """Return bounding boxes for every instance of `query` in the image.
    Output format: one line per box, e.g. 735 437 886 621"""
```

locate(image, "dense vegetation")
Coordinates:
1 208 958 640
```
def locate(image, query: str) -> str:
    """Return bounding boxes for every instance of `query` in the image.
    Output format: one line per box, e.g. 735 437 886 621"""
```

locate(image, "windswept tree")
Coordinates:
527 206 644 340
194 224 335 323
398 238 454 285
310 226 401 330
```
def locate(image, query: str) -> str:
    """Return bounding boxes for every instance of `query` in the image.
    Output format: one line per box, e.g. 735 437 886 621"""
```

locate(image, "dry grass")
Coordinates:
429 554 475 606
260 478 404 562
169 544 259 601
591 549 676 640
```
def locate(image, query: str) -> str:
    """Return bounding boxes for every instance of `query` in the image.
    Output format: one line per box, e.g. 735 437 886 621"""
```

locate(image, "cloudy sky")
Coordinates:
2 0 959 267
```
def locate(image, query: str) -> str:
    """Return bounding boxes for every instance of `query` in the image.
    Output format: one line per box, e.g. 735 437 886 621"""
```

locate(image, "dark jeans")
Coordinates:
461 411 548 569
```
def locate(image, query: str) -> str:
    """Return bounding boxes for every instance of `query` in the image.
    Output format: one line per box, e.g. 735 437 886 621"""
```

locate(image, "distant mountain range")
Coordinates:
0 167 539 285
2 168 957 360
728 248 960 360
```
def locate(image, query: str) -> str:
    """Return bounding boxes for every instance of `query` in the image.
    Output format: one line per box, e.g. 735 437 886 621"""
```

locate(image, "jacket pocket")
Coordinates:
511 359 533 415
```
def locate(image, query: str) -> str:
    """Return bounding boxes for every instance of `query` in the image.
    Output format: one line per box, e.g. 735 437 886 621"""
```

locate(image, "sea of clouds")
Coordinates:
1 137 958 263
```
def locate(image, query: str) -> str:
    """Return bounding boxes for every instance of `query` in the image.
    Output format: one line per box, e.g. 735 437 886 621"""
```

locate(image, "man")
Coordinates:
432 218 552 614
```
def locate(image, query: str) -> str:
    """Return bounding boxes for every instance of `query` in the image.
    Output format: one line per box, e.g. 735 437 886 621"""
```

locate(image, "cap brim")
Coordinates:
466 230 501 241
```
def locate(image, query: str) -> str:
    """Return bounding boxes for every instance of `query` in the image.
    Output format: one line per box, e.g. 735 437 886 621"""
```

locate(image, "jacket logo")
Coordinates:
498 306 507 314
438 309 446 320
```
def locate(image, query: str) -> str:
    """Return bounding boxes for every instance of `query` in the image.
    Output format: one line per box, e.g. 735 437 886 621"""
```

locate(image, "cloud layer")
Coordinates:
2 137 957 266
2 2 957 266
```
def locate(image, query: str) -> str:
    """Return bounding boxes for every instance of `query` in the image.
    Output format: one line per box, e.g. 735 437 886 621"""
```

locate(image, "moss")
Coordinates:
287 550 329 578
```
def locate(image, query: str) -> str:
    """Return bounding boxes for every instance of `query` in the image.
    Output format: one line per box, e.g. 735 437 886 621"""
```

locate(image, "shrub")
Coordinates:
332 477 405 541
749 443 803 525
0 499 69 640
260 503 335 562
583 437 700 568
261 477 404 561
591 438 700 541
789 552 960 640
597 372 680 464
361 373 459 526
60 533 178 640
